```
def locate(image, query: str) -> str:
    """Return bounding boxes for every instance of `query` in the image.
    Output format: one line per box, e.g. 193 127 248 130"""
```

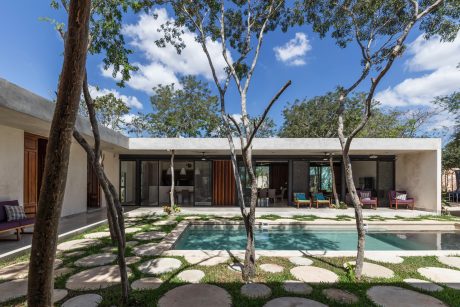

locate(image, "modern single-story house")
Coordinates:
0 78 442 218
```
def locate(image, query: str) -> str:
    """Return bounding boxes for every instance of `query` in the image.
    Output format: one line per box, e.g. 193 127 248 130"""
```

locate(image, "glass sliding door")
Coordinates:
309 163 333 193
292 161 309 196
378 161 394 207
195 161 212 206
120 161 136 205
140 161 159 206
159 160 195 206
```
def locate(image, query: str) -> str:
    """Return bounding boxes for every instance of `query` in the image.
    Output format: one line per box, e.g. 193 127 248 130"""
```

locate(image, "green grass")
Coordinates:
1 214 460 306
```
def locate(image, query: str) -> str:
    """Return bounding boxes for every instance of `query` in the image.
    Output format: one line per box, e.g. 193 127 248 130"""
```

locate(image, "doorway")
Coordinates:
24 133 47 217
87 159 101 209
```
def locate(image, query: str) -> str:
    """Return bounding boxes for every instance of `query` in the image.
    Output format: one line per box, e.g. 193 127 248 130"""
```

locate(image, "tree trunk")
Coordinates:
107 210 117 244
342 152 365 280
329 155 340 207
27 1 90 306
170 150 175 210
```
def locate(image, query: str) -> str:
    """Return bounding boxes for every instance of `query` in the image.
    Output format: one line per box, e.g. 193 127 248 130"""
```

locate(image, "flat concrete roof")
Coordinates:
0 78 129 150
126 137 441 155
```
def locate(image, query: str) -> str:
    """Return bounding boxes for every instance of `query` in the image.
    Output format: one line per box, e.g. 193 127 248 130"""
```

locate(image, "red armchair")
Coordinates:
357 190 378 209
389 190 415 210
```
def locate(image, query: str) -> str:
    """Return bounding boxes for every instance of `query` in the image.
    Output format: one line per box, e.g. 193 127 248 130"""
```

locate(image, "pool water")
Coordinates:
173 225 460 251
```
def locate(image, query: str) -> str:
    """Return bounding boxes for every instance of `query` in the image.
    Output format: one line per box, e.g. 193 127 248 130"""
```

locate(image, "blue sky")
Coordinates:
1 1 459 134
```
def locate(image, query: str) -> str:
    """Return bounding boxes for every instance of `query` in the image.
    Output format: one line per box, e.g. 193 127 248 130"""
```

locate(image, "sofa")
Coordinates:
0 200 35 240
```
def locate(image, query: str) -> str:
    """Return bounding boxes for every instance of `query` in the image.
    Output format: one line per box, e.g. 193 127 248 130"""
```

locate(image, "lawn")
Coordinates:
1 214 459 306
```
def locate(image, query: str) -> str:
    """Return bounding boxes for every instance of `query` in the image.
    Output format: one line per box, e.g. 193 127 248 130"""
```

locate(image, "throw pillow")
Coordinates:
360 191 371 199
396 193 407 200
4 205 26 221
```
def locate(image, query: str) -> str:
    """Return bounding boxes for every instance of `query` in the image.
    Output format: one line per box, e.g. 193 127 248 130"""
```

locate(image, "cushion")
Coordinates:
314 193 325 200
0 221 20 231
0 200 19 222
19 218 35 227
396 193 407 200
294 193 307 201
4 205 26 221
360 191 371 199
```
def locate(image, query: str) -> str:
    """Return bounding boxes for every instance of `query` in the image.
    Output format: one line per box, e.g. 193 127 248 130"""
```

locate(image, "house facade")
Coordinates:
0 78 442 216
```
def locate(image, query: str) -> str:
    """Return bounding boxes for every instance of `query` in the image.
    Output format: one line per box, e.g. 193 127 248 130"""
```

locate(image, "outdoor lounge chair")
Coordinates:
293 193 311 209
357 190 378 209
312 192 332 208
0 200 34 241
389 190 415 210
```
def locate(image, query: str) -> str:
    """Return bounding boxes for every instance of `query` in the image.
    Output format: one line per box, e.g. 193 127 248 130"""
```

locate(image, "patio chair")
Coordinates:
388 190 415 210
312 192 332 208
258 188 269 207
268 189 277 204
293 193 311 209
357 190 378 209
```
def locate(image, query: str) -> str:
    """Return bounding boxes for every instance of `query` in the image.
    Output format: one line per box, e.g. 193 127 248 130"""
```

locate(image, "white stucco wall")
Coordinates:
0 125 24 204
61 141 87 216
101 151 119 208
395 150 440 212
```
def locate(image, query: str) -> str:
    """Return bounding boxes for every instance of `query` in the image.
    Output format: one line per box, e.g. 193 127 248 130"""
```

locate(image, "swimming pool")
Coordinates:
173 224 460 251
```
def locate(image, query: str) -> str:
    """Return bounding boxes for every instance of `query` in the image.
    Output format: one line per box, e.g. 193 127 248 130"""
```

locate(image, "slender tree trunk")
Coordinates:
27 1 90 306
170 150 175 210
342 151 365 279
329 155 340 207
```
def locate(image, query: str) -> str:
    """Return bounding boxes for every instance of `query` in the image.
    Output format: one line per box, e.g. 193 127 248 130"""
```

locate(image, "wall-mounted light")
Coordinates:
369 155 378 159
201 152 206 161
180 168 186 175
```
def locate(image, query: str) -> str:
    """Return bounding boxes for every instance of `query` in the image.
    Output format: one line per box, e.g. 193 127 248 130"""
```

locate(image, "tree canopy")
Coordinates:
435 92 460 169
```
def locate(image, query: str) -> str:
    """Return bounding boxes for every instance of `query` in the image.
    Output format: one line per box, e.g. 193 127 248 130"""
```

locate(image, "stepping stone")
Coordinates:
53 289 68 302
101 246 117 253
185 252 229 266
365 254 404 264
66 265 132 290
75 253 116 267
65 251 85 257
125 227 142 234
345 261 394 279
241 283 272 299
437 256 460 269
403 278 443 292
263 297 327 307
125 256 141 265
126 240 139 247
61 294 103 307
158 284 231 307
55 267 75 278
133 243 164 256
260 263 284 273
131 277 162 290
133 231 167 241
291 266 339 283
154 220 177 226
177 269 205 283
0 259 62 280
84 231 111 239
138 258 182 275
367 286 447 307
228 263 243 272
282 280 312 295
184 216 199 220
418 267 460 289
0 279 27 303
323 288 359 304
57 239 99 251
289 256 313 266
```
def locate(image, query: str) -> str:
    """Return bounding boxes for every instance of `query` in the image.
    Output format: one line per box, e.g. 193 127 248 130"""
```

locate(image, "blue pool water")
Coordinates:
173 225 460 251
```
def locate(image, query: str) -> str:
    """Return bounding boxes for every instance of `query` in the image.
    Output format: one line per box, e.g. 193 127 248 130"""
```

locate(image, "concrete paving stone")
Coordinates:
184 251 230 266
131 277 163 290
403 278 443 292
158 284 231 307
65 251 85 257
177 269 205 283
241 283 272 299
437 256 460 269
53 289 68 302
345 261 394 279
282 280 313 295
74 253 116 267
124 227 142 234
0 259 62 280
263 297 328 307
61 294 103 307
138 258 182 275
260 263 284 273
418 267 460 290
290 266 339 283
289 256 313 266
0 279 27 303
133 243 165 256
367 286 447 307
125 256 141 265
154 220 177 226
55 267 75 278
323 288 359 304
126 240 139 247
133 231 167 241
83 232 111 239
66 265 132 290
365 254 404 264
57 239 100 251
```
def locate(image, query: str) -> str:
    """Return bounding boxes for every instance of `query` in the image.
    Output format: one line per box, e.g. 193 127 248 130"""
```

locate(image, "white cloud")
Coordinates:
375 33 460 107
88 85 143 109
101 8 231 94
273 33 311 66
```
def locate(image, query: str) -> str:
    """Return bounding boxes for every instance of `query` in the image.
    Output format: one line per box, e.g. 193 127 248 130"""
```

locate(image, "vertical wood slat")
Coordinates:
212 160 236 206
24 133 38 216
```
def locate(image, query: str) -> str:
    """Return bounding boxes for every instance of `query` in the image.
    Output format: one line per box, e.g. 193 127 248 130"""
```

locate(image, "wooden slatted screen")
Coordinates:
212 160 236 206
24 133 38 217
